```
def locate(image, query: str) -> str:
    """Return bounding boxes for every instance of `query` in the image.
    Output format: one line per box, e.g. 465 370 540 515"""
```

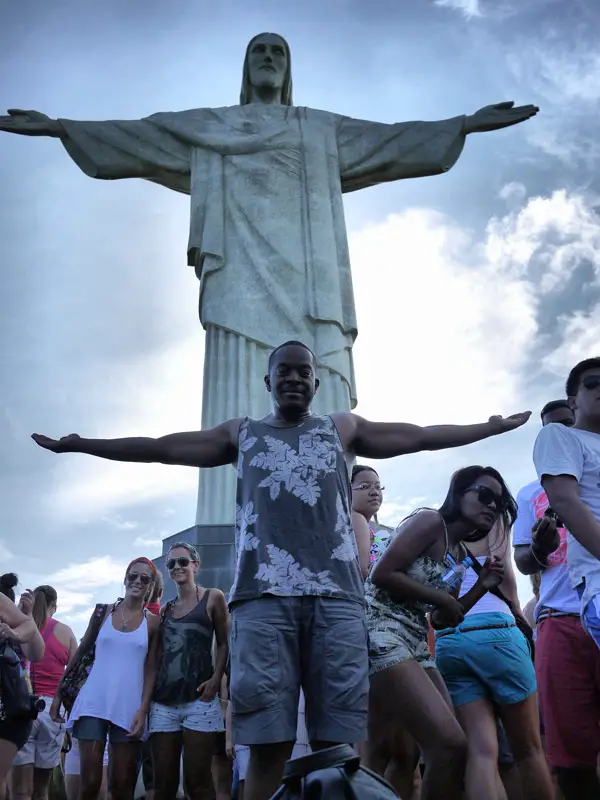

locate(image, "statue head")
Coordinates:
240 32 293 106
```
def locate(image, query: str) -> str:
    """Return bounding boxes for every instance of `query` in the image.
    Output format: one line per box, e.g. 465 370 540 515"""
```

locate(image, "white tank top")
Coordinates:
68 610 149 734
459 557 513 618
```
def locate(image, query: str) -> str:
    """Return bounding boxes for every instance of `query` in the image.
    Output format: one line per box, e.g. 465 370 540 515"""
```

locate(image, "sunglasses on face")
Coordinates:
166 556 195 570
465 484 505 513
126 572 153 586
581 375 600 391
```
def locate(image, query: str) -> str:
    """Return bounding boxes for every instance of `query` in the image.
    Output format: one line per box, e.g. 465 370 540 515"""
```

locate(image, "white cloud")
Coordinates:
133 534 164 552
542 304 600 377
0 540 15 563
45 334 204 518
48 556 127 589
434 0 483 18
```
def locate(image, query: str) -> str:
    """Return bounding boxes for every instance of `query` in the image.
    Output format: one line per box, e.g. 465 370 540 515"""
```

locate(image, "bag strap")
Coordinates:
461 545 521 618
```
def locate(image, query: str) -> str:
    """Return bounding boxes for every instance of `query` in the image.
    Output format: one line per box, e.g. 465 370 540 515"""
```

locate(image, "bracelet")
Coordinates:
530 544 548 568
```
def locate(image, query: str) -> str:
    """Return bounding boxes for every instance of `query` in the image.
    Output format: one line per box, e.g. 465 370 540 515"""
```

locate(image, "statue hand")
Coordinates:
0 109 63 137
464 101 539 134
31 433 82 453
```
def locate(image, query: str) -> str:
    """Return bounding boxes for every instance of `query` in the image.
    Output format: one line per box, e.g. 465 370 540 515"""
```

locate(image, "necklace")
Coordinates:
120 603 139 630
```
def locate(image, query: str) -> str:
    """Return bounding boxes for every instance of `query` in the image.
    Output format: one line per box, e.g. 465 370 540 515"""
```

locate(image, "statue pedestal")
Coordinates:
154 524 236 603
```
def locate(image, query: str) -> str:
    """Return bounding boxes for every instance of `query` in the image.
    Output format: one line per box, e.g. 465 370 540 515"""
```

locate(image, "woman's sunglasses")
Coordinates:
166 556 195 570
466 484 505 513
126 572 153 586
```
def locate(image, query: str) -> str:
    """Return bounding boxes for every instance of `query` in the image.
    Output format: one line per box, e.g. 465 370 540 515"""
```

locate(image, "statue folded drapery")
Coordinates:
58 104 466 521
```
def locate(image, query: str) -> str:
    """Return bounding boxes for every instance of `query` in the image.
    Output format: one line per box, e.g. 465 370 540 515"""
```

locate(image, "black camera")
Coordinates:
29 695 46 720
544 507 564 529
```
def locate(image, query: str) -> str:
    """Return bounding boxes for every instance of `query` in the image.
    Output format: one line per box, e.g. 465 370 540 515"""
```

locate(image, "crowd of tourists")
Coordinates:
0 343 598 800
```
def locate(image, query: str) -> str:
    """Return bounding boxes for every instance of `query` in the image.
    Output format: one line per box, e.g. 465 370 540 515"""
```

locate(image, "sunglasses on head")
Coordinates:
166 556 195 570
126 572 153 586
466 484 505 512
581 375 600 391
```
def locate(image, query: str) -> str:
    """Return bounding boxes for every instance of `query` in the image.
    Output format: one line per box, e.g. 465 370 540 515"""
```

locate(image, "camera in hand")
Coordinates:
544 507 564 529
29 695 46 719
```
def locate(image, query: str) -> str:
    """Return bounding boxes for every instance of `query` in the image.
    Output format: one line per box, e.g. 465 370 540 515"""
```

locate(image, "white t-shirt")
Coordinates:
513 479 579 619
533 425 600 613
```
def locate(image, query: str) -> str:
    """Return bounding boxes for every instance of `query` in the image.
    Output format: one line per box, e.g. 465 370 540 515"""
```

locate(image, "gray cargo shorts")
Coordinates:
230 595 369 747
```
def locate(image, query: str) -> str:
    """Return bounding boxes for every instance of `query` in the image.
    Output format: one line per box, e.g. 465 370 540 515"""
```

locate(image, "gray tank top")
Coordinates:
229 414 364 606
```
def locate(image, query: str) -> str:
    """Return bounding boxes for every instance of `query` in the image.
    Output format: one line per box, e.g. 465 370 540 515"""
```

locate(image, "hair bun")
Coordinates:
0 573 18 589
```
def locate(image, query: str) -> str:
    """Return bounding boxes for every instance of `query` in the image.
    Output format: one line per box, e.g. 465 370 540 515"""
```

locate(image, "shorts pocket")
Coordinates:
324 617 369 711
230 618 281 714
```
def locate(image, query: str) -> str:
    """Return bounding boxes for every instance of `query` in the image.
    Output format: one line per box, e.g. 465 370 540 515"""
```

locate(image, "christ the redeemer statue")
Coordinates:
0 32 538 525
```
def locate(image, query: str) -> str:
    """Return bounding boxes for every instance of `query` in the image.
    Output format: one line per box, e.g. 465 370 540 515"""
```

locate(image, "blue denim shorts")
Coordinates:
435 612 536 708
72 716 130 744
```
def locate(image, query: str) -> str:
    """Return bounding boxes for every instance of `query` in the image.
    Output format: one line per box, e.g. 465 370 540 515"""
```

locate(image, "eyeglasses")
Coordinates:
126 572 153 586
581 375 600 391
352 483 385 493
166 556 196 570
465 485 505 512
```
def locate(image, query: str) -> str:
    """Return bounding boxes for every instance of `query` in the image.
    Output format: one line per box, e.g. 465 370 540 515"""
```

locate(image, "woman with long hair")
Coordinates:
51 557 161 800
10 585 78 800
434 476 552 800
0 590 45 783
363 465 514 800
149 542 229 800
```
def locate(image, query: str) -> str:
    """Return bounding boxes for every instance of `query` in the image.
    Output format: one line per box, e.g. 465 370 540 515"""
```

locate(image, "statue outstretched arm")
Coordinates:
0 109 64 137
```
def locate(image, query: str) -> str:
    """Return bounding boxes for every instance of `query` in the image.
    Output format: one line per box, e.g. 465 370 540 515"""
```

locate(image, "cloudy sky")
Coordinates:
1 0 599 634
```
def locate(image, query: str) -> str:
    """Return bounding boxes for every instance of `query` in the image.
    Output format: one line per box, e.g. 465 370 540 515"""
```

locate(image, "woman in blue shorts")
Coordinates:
434 469 553 800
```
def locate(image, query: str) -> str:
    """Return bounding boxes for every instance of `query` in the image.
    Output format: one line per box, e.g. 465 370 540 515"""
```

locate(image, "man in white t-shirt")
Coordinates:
532 360 600 800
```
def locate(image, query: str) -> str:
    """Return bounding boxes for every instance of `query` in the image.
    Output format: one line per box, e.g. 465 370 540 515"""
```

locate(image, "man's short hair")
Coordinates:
540 399 571 420
268 340 316 371
566 357 600 397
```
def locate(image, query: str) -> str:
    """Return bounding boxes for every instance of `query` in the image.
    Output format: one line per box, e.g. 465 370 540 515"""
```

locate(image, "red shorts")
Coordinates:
536 615 600 769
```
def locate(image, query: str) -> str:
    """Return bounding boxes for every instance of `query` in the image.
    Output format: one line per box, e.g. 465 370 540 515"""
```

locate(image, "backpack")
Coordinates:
271 745 397 799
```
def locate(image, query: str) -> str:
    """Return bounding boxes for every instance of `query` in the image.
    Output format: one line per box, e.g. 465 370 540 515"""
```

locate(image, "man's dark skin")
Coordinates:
32 343 531 800
514 403 575 576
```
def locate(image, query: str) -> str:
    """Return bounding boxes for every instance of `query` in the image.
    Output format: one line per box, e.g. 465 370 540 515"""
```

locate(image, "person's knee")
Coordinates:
435 727 468 764
249 741 294 768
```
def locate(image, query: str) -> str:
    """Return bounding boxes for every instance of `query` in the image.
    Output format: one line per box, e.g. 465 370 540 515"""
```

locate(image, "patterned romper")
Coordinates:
366 510 459 674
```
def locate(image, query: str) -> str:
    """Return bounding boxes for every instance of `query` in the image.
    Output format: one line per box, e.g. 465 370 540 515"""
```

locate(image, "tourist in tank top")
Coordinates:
32 339 531 798
10 585 77 800
52 557 161 800
148 541 229 800
351 464 385 580
435 516 550 800
363 466 517 800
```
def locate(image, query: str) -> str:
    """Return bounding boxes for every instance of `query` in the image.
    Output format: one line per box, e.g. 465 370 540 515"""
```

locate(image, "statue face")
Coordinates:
247 33 288 93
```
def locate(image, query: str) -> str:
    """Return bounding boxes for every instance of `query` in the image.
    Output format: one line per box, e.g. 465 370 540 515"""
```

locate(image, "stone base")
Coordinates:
154 524 236 603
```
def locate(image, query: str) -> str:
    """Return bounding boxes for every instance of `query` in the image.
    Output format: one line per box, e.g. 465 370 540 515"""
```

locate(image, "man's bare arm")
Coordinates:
333 411 531 459
542 474 600 561
32 418 242 468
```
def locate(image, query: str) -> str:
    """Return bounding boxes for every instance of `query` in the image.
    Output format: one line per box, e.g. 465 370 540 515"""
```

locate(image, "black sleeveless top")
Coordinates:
153 589 215 705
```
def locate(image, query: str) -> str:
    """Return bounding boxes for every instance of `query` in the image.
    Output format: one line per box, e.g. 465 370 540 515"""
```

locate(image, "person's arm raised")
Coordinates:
31 418 242 469
0 110 64 137
333 411 531 459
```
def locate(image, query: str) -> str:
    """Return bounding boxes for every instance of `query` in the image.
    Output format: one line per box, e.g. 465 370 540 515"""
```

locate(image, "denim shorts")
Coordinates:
72 716 130 744
578 588 600 651
230 596 368 746
435 612 536 707
149 697 224 734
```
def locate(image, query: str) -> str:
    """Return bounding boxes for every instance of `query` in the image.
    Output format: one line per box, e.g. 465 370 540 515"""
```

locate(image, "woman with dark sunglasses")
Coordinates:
51 557 160 800
433 469 553 800
363 466 520 800
148 542 229 800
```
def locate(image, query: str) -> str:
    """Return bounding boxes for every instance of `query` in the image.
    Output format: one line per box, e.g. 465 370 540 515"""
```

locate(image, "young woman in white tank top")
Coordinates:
52 557 161 800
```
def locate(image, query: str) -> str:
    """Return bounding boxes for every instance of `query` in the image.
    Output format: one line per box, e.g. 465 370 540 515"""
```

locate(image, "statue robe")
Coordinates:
59 105 466 523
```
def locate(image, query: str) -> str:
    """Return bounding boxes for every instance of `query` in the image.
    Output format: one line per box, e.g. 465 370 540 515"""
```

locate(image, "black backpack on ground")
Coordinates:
270 745 397 799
